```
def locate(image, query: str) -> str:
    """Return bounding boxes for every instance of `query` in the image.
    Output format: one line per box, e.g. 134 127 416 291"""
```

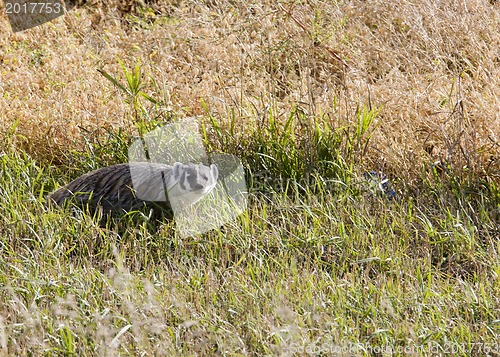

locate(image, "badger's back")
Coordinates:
49 163 164 214
49 162 218 217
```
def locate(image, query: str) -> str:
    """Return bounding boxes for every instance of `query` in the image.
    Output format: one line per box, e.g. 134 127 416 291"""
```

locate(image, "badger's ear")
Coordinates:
172 162 183 182
210 164 218 182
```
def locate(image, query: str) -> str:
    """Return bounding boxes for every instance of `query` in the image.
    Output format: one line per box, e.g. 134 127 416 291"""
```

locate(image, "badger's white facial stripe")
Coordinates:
210 164 218 183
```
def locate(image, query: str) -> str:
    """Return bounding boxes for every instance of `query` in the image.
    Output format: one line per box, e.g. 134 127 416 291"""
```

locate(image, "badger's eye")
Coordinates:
201 174 208 181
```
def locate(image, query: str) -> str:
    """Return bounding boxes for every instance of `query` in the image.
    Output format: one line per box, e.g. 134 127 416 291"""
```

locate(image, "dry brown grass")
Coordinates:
1 0 498 179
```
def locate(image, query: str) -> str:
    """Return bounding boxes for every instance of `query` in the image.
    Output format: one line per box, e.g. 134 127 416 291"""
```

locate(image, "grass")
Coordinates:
1 112 498 354
1 0 499 355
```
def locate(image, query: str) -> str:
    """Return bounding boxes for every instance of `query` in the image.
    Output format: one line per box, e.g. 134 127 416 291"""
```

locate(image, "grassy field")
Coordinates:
0 0 499 355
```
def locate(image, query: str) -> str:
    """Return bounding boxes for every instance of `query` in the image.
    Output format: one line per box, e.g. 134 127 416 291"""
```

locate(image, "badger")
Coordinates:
49 162 219 218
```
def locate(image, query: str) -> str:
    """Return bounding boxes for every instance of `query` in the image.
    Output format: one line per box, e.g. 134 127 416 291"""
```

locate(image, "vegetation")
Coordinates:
0 0 499 355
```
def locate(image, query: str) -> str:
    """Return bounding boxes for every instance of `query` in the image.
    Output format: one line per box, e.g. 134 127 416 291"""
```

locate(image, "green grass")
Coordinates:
0 107 498 355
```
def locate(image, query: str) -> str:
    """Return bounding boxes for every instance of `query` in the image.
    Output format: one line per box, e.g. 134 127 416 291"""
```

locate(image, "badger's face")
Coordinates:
169 162 218 206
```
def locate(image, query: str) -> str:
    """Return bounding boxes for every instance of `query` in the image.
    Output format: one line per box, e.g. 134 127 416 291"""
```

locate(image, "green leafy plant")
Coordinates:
98 59 168 137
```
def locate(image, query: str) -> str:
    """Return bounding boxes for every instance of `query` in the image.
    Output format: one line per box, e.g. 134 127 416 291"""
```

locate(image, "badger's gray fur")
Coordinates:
49 162 218 218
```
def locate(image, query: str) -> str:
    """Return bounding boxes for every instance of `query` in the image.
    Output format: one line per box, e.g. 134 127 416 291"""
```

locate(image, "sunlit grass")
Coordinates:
1 108 498 354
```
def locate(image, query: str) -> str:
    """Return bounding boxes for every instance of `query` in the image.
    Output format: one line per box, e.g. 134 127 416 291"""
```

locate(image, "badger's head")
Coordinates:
168 162 218 207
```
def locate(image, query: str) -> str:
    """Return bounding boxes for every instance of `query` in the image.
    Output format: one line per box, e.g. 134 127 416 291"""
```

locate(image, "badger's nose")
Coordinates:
193 183 204 191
